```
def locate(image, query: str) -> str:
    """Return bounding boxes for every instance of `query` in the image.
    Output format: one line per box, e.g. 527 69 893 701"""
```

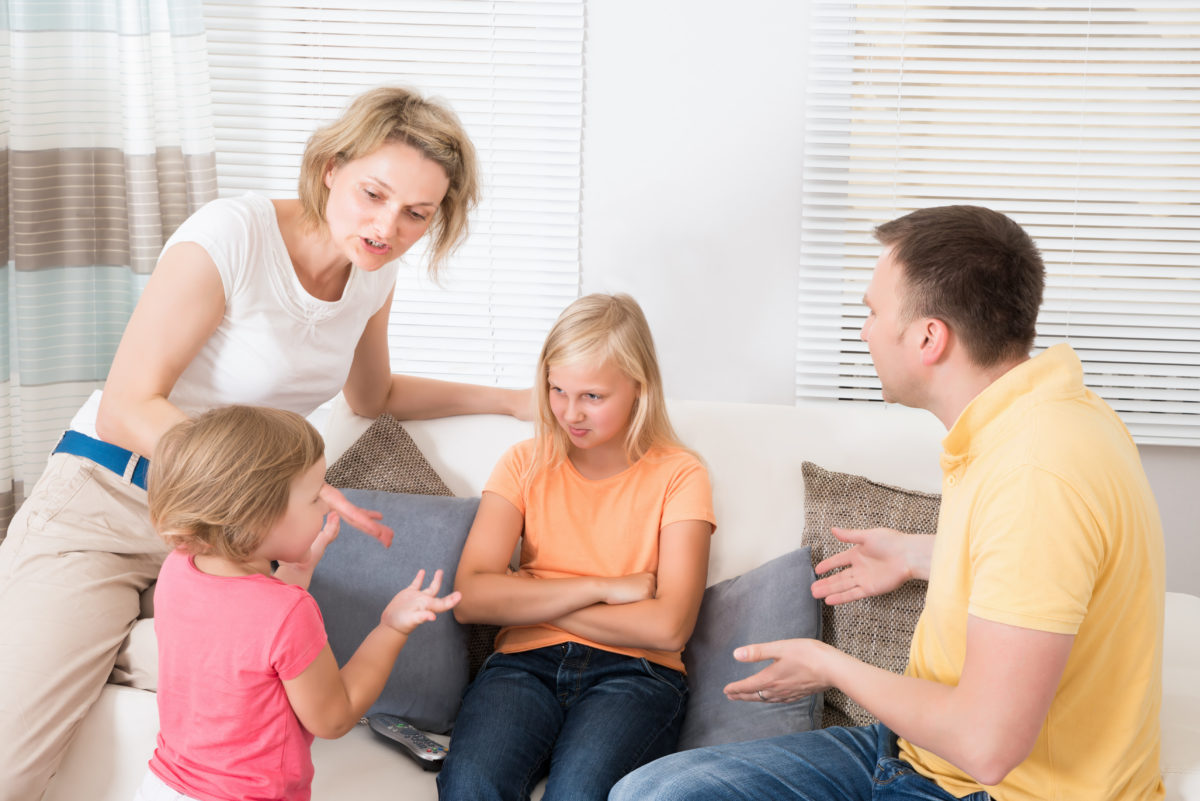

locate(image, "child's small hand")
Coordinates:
602 571 656 605
381 569 463 635
274 512 340 588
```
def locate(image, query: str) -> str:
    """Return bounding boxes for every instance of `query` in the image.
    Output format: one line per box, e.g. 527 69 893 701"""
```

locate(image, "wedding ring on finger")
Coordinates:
757 689 768 702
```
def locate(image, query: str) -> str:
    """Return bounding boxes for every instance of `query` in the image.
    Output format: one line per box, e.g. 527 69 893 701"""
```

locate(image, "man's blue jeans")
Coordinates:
437 642 688 801
609 723 993 801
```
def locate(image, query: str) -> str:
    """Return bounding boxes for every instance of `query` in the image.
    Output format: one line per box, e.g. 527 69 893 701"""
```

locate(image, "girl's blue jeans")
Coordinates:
437 642 688 801
609 722 993 801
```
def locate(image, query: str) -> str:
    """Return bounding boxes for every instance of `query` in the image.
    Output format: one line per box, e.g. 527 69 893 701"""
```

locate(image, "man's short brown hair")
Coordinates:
874 205 1045 367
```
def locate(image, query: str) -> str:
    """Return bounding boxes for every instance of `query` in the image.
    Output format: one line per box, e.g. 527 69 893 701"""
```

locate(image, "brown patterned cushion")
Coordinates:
325 413 498 679
800 461 941 729
325 413 452 496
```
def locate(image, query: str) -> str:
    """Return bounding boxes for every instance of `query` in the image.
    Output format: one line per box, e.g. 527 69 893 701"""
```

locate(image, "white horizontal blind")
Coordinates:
797 1 1200 445
202 1 584 388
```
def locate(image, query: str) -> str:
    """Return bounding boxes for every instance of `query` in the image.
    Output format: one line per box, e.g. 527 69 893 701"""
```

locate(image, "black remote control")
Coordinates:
367 713 448 771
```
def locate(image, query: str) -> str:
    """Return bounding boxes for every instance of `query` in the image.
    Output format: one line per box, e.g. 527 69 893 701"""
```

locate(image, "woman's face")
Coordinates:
323 141 451 271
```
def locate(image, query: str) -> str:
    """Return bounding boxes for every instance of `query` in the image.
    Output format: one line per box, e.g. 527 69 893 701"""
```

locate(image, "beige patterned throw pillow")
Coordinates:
800 461 941 728
325 413 452 497
325 414 498 679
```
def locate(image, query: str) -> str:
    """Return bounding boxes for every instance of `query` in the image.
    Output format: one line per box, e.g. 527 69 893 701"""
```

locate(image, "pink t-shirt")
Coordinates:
149 550 327 801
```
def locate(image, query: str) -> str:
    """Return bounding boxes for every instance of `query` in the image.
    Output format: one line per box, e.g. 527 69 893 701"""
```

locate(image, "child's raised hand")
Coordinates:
602 571 657 605
381 569 463 635
273 512 341 589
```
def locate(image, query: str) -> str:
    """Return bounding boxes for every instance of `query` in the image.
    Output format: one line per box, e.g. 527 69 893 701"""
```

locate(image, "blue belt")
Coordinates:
52 430 149 490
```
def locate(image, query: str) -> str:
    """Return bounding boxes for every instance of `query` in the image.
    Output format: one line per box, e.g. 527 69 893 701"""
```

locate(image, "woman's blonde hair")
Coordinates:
534 293 684 468
148 406 325 562
298 86 480 278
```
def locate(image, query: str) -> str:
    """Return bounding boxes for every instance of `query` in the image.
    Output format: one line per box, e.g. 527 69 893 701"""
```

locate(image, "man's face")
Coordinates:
861 246 923 406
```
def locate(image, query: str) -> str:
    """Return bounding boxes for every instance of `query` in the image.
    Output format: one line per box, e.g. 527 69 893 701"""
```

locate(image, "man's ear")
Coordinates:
919 318 951 365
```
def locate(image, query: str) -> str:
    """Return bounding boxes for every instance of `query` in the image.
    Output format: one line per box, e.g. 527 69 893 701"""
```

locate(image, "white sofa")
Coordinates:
46 398 1200 800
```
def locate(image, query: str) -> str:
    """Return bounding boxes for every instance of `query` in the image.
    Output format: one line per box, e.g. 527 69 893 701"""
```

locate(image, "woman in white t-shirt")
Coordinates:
0 86 528 801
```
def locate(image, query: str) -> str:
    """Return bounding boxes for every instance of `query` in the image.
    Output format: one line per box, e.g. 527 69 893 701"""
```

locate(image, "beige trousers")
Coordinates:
0 452 167 801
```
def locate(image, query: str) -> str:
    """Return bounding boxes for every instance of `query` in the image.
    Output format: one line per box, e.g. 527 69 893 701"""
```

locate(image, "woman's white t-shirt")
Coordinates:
73 193 399 433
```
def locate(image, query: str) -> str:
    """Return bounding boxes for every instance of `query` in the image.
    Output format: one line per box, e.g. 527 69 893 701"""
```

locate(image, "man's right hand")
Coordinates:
810 527 933 604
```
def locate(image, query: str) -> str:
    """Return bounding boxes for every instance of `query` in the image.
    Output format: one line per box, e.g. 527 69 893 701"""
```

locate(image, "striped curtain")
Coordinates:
0 1 217 534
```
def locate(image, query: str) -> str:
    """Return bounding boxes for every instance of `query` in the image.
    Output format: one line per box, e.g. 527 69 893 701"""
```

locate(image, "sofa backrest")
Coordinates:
324 397 948 586
668 399 945 584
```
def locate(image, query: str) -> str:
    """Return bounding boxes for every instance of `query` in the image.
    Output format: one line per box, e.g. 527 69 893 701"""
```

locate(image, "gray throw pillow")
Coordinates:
308 488 480 734
324 413 498 680
800 461 941 729
676 547 823 751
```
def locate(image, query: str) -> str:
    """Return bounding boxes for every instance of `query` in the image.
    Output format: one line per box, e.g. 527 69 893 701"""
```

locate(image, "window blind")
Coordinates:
202 0 584 388
797 1 1200 445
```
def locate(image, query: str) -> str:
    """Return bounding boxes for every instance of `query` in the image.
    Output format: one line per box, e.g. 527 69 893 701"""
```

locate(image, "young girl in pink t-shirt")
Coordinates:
135 405 460 801
439 293 716 800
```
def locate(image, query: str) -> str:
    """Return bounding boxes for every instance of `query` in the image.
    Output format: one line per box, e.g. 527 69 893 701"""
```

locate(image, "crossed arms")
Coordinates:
453 491 712 654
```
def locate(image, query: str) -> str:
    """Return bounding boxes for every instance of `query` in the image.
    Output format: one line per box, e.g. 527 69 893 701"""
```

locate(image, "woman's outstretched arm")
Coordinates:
342 292 533 422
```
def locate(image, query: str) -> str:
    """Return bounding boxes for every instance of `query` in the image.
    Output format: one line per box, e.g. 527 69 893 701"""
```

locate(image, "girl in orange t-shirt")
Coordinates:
439 293 716 801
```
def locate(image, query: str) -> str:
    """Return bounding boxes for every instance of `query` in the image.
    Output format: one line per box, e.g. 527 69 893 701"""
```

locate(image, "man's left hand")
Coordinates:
723 638 831 704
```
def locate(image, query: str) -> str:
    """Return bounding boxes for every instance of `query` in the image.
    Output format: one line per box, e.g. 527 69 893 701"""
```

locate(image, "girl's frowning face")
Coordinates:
547 359 639 459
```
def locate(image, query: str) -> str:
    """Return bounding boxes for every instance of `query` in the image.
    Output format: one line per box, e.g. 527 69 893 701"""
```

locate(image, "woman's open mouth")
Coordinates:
361 237 390 255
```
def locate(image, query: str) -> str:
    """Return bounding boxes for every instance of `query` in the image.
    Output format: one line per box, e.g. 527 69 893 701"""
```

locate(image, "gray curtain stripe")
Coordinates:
0 149 8 263
9 149 217 273
2 0 216 540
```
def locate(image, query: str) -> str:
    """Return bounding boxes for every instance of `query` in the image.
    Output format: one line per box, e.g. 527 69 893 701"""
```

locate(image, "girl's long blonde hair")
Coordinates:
533 293 685 469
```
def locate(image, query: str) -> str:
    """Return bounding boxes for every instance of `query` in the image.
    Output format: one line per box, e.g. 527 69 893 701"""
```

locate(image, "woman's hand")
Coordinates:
275 512 341 589
810 527 930 605
380 569 462 635
320 484 393 547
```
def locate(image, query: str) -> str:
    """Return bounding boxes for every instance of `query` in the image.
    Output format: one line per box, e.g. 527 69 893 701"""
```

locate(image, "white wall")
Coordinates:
581 0 805 405
580 0 1200 595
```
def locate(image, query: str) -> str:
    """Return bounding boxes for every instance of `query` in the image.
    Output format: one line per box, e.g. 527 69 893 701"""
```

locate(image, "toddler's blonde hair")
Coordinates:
148 405 324 562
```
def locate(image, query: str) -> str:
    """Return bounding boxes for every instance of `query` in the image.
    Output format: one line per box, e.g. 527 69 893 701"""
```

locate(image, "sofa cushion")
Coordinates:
325 412 453 496
308 489 479 734
324 413 499 679
677 546 823 750
800 461 941 728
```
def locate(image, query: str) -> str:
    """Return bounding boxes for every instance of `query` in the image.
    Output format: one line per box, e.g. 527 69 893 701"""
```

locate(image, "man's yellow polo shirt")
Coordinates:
898 344 1165 801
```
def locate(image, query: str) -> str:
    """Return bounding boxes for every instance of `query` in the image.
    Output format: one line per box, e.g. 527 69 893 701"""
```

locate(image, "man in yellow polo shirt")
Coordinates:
611 205 1165 801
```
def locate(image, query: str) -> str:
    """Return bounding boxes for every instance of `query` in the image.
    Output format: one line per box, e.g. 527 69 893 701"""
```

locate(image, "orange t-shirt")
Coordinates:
484 439 716 672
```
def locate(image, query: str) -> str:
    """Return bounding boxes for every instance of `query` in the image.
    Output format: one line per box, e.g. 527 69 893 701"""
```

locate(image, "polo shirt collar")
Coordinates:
940 343 1084 474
